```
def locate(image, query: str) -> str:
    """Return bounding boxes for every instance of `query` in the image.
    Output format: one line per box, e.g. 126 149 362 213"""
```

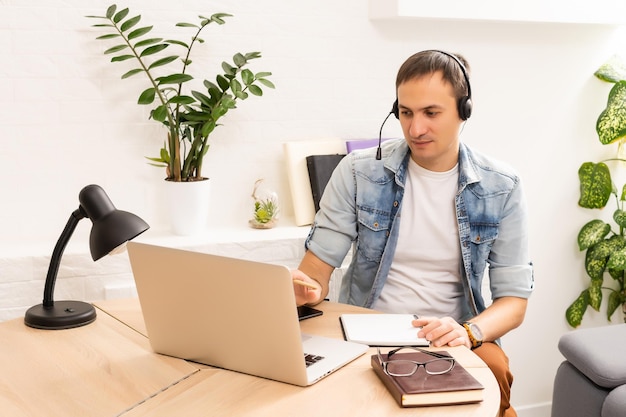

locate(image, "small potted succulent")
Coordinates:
249 179 279 229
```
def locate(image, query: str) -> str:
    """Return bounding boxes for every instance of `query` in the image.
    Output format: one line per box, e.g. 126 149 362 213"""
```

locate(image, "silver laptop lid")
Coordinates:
127 242 310 385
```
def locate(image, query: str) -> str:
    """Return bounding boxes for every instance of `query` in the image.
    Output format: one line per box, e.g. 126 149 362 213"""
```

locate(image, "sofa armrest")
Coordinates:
602 384 626 417
558 324 626 389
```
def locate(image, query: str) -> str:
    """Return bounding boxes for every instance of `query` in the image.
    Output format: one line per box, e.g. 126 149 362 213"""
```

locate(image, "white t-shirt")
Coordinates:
374 158 467 320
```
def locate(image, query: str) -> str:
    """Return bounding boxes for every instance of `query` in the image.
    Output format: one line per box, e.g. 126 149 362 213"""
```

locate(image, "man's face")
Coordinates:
396 71 464 172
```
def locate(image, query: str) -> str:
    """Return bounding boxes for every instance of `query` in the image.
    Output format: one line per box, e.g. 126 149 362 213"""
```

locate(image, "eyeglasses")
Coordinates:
377 347 456 377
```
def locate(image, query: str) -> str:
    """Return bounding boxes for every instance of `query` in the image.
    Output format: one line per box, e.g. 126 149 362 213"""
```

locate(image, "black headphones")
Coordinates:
391 50 473 121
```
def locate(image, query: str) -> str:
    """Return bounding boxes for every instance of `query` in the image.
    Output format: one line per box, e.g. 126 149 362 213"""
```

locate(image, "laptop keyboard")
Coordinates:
304 353 324 367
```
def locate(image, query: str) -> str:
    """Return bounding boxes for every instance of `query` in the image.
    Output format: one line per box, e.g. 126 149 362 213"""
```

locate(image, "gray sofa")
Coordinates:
551 323 626 417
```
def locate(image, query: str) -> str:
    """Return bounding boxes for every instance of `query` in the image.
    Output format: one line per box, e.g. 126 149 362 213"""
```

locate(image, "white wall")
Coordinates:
1 0 625 414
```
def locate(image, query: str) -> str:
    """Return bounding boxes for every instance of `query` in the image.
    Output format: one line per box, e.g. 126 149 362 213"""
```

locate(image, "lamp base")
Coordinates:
24 301 97 330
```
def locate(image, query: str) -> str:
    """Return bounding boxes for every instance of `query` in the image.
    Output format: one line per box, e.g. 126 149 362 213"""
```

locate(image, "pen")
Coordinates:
293 279 318 289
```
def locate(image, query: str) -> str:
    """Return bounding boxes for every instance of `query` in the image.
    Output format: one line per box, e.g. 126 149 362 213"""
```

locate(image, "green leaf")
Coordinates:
201 120 217 137
104 44 129 54
245 52 262 60
105 5 117 19
166 39 189 49
566 290 590 327
589 279 603 310
216 75 230 91
241 69 254 86
167 95 196 105
595 55 626 83
585 240 611 279
204 80 220 91
221 61 236 76
191 91 212 107
210 12 232 24
578 219 611 250
597 80 626 145
134 38 163 48
230 79 242 94
234 90 248 100
138 88 156 105
614 209 626 228
140 43 168 57
120 15 141 32
96 34 121 40
207 87 222 103
148 56 179 70
255 71 272 78
156 74 193 85
222 96 236 109
578 162 612 208
121 68 144 79
607 246 626 270
249 85 263 96
151 105 169 122
257 78 275 89
128 26 153 40
111 55 135 62
175 22 199 28
608 267 624 280
606 290 624 320
233 53 246 67
113 8 129 23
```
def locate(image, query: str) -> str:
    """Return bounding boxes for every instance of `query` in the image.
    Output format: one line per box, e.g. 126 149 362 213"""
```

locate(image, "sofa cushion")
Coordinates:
602 384 626 417
558 324 626 388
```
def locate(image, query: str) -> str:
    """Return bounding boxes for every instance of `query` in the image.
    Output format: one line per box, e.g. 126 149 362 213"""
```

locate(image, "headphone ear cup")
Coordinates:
392 100 399 119
458 96 472 120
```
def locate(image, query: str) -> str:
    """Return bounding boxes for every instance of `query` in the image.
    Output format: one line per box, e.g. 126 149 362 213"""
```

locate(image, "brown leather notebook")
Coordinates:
371 351 484 407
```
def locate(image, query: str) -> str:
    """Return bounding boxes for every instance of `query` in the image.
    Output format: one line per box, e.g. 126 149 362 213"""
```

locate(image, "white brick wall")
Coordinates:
2 0 625 413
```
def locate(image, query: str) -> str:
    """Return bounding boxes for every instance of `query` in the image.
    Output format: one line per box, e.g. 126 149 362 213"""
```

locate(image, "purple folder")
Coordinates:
345 138 392 153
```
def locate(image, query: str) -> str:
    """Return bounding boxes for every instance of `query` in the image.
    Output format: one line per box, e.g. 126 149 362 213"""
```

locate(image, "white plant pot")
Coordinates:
163 178 211 235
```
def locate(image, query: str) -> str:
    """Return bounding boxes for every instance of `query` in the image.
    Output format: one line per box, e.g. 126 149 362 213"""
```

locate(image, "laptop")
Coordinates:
126 241 368 386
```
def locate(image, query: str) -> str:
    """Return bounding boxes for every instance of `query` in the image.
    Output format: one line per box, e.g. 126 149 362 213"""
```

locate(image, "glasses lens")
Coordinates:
386 360 418 376
424 358 455 374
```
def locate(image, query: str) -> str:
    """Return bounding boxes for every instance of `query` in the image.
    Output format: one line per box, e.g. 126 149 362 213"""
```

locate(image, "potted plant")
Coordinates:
566 55 626 327
87 4 274 183
249 179 279 229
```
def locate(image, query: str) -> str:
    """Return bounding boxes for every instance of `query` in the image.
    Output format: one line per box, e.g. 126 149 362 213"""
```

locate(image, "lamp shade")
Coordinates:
79 185 149 260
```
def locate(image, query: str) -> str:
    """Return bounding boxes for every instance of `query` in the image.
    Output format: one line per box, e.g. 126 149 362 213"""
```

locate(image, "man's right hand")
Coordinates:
291 269 322 306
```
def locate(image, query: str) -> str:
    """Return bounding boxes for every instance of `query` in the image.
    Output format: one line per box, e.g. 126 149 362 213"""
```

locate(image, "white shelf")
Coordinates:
369 0 626 25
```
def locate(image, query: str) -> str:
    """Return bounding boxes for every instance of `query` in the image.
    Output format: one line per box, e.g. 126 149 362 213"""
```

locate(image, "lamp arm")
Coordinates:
42 208 86 307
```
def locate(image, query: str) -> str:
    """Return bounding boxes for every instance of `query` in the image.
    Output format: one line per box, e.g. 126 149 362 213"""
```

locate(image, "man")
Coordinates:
292 50 533 417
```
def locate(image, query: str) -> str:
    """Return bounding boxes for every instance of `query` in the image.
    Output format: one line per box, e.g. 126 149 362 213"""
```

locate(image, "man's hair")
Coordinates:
395 50 471 102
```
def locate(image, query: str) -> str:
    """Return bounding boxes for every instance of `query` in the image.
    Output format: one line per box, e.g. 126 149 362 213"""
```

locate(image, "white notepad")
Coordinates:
340 314 430 347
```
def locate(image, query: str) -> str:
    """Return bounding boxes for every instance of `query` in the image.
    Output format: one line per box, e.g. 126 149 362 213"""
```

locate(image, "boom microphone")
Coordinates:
376 108 394 160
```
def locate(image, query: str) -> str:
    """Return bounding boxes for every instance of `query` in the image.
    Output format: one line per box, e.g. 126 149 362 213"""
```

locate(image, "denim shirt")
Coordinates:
305 138 533 320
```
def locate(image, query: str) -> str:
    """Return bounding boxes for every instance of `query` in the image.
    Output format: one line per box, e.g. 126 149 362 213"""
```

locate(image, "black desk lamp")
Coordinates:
24 184 149 330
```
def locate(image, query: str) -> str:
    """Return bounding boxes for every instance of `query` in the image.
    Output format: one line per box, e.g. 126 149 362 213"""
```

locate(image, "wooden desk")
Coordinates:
0 306 198 417
95 299 500 417
0 299 498 416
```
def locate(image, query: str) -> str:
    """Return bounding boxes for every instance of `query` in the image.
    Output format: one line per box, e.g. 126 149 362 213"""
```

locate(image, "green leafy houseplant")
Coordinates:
87 4 274 182
566 55 626 327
